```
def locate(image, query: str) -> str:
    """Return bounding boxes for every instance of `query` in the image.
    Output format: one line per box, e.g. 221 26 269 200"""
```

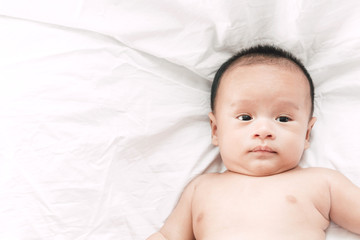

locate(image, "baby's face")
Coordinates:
209 63 316 176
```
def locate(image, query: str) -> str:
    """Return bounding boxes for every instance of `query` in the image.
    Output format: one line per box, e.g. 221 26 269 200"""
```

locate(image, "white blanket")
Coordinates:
0 1 360 239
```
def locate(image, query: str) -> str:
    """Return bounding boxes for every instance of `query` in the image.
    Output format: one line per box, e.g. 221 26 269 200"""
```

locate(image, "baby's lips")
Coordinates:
251 145 276 153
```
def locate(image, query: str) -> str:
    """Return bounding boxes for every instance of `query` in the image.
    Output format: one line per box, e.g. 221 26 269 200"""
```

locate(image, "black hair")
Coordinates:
210 44 314 116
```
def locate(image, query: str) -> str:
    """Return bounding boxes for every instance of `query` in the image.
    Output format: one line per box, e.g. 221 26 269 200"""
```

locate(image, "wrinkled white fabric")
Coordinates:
0 1 359 239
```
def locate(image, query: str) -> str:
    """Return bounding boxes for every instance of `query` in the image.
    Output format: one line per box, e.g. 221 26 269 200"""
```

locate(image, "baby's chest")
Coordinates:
194 189 319 221
192 181 330 237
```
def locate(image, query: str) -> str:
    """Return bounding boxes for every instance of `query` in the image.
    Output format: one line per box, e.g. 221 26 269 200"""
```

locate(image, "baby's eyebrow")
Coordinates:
276 100 300 110
230 99 300 110
230 99 253 108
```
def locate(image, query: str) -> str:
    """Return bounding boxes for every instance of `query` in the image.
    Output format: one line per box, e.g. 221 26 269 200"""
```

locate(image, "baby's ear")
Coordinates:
304 117 317 149
208 112 219 146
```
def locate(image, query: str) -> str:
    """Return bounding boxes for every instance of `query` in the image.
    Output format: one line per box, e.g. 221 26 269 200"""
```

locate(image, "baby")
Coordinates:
147 45 360 239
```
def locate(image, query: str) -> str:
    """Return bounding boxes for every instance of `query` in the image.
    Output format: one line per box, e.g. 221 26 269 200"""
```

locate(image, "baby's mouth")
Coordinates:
251 146 276 153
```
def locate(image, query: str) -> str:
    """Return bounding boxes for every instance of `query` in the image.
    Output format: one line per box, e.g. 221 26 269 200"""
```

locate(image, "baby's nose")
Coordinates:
254 131 274 140
253 120 275 140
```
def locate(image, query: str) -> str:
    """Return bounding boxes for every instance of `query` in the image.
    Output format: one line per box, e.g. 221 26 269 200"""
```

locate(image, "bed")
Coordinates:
0 0 360 239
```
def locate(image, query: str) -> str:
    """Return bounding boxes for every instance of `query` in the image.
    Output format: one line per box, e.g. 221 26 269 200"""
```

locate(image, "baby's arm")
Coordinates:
328 169 360 235
147 178 197 240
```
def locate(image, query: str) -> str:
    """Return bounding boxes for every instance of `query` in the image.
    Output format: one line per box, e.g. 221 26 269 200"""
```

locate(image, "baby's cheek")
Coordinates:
288 140 306 162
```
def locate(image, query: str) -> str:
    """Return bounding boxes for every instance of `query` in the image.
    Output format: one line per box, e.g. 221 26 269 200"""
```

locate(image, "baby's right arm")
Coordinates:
146 178 198 240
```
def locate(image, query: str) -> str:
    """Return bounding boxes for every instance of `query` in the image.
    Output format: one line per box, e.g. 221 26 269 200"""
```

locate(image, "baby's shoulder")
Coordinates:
190 172 222 186
299 167 342 177
298 167 347 184
186 172 227 192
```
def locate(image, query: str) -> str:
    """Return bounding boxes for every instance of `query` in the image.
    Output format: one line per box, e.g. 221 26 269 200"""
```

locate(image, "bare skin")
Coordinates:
147 63 360 240
192 168 332 239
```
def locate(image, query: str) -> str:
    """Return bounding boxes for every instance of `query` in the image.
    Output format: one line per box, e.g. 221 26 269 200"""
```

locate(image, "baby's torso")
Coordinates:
191 168 331 240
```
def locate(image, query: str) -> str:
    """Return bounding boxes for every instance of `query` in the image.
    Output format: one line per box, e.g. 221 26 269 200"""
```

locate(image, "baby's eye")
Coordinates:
276 116 291 122
237 114 252 121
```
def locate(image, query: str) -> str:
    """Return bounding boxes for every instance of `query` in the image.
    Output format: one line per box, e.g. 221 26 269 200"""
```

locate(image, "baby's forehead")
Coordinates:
219 59 313 115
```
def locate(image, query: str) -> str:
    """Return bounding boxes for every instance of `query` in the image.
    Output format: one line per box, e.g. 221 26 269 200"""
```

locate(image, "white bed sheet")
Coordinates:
0 1 360 239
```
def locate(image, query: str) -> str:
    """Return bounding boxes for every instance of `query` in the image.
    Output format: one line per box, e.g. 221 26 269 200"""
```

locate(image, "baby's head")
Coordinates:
211 45 314 116
209 45 316 176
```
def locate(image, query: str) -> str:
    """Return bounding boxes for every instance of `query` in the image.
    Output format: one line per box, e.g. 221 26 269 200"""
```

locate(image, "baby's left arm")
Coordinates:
328 169 360 235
